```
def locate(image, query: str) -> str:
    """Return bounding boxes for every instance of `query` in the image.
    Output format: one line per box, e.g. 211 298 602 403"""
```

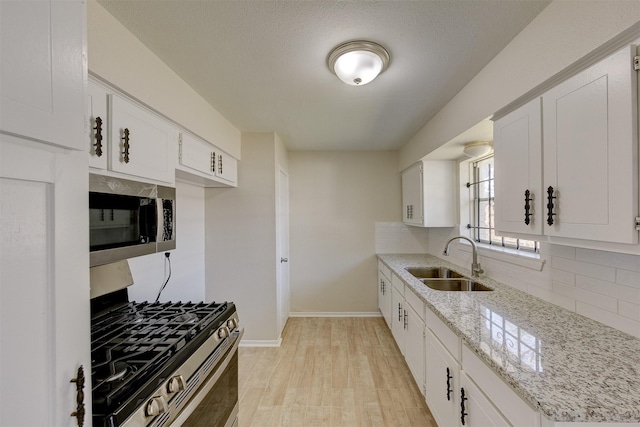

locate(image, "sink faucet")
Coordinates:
443 236 484 278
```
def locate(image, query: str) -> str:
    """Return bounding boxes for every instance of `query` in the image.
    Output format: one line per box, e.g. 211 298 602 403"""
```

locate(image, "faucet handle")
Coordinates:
473 263 484 277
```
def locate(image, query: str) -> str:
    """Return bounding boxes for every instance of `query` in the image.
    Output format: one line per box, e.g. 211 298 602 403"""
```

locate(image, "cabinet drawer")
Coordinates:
426 308 460 360
405 288 424 321
377 260 391 280
391 273 404 295
462 344 539 427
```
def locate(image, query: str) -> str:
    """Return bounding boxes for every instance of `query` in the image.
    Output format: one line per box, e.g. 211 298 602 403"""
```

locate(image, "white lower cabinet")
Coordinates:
426 328 460 427
459 372 510 427
377 261 392 327
391 284 405 353
404 297 425 395
388 273 425 392
462 344 540 427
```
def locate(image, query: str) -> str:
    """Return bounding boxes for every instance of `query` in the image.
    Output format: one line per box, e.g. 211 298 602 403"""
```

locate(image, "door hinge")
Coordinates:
634 56 640 71
635 216 640 231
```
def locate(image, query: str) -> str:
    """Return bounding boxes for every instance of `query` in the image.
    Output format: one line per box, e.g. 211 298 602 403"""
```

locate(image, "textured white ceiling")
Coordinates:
97 0 550 152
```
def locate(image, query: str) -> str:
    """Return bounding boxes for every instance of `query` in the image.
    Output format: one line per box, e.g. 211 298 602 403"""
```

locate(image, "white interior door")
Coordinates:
277 169 290 336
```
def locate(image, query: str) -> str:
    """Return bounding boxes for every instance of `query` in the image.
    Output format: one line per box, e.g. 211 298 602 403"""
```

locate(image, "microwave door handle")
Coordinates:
156 198 164 243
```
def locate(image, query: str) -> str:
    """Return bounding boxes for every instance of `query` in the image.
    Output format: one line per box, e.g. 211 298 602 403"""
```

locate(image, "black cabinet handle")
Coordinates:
460 387 468 425
70 366 85 427
403 309 408 329
93 116 103 157
210 152 215 172
446 367 452 401
122 128 130 164
546 186 556 225
398 303 402 321
524 189 532 225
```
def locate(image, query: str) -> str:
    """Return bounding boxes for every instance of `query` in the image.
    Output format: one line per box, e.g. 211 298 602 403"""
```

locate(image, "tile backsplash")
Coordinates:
375 222 429 254
425 228 640 339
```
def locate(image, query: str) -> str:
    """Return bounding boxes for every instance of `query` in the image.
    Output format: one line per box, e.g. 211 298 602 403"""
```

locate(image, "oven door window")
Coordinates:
184 350 238 427
89 193 157 251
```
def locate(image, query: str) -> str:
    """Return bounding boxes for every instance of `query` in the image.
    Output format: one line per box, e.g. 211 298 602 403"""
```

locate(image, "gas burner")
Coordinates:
90 300 235 426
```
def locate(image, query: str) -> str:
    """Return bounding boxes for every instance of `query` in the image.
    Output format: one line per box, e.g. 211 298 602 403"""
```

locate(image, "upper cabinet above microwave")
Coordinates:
110 94 179 184
89 79 239 188
88 80 178 185
494 44 638 245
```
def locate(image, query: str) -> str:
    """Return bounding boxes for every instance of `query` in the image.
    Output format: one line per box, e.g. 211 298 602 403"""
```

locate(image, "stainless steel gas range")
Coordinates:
90 261 243 427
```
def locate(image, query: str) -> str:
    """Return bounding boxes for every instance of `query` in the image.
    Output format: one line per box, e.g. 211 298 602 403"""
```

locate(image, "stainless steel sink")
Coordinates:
421 278 493 292
405 267 464 279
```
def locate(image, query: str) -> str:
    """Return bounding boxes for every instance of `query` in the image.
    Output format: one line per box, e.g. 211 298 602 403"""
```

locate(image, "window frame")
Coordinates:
467 155 539 254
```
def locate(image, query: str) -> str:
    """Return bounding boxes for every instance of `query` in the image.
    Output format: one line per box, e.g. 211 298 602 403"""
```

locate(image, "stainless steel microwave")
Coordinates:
89 174 176 267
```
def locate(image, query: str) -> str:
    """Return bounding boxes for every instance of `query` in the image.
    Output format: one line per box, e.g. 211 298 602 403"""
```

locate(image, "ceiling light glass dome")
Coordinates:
328 41 390 86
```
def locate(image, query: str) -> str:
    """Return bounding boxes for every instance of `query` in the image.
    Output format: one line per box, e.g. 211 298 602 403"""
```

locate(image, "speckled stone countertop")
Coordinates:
377 253 640 423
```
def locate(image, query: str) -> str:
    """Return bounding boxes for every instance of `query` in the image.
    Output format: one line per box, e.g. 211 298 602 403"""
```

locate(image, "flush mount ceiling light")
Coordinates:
463 141 493 158
328 40 390 86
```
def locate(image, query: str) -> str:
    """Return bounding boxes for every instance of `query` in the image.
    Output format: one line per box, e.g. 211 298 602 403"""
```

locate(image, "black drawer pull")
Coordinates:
524 189 532 225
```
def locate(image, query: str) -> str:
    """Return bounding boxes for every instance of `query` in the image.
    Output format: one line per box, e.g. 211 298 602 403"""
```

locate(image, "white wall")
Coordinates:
127 181 206 303
400 1 640 169
87 0 240 159
205 133 287 343
289 151 401 314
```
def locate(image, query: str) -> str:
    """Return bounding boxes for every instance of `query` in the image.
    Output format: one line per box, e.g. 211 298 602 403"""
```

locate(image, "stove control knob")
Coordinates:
217 326 230 339
167 375 186 394
145 396 167 417
227 318 237 330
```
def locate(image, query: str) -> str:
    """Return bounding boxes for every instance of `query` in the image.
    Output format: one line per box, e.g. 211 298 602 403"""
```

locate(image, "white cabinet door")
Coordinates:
110 94 178 184
377 270 392 328
215 151 238 186
179 133 215 177
391 286 405 354
404 303 425 394
402 162 423 225
542 45 638 244
88 81 108 170
426 329 460 427
460 373 510 427
402 161 456 227
0 0 86 150
494 98 542 236
1 139 91 426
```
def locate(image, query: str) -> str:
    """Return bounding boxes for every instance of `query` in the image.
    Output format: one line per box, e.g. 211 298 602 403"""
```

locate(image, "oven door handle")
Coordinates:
170 327 244 427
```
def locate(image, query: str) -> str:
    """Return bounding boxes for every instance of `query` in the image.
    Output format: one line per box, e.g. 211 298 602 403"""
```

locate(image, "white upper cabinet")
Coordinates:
493 44 639 245
178 132 239 187
110 94 178 184
179 132 216 177
542 45 638 244
215 150 238 186
0 0 86 150
88 81 108 170
402 160 456 227
494 98 542 236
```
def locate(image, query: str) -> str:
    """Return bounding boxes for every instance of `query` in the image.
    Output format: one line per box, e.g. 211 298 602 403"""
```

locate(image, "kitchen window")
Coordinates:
468 155 539 254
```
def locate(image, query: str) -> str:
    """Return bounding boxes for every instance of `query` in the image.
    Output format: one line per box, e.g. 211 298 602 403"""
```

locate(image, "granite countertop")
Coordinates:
377 253 640 423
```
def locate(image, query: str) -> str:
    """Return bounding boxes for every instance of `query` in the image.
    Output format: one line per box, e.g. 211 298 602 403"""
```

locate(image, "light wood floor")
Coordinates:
238 317 437 427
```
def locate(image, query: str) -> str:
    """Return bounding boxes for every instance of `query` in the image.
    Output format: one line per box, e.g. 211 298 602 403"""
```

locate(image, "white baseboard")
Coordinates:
240 338 282 348
289 312 382 318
